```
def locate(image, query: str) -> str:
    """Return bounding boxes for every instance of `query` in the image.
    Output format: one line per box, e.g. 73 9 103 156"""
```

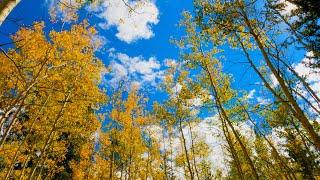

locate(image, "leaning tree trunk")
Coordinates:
0 0 21 26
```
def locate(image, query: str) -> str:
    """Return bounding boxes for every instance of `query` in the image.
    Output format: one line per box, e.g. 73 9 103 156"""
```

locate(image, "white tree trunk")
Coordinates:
0 0 21 26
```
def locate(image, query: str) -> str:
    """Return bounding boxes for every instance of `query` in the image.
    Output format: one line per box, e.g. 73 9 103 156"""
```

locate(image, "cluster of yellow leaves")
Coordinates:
75 89 164 179
0 20 106 179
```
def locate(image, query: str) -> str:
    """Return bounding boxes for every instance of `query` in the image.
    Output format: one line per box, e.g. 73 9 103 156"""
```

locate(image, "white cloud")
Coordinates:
276 0 297 15
92 0 159 43
235 121 256 141
145 116 230 177
270 74 279 88
266 127 289 157
293 51 320 114
282 0 297 15
193 117 230 175
164 58 178 68
172 83 182 94
145 115 288 178
257 97 271 105
46 0 82 22
247 89 256 99
108 52 165 88
111 61 128 77
185 98 203 116
188 98 203 107
293 52 320 90
107 47 116 53
91 35 108 51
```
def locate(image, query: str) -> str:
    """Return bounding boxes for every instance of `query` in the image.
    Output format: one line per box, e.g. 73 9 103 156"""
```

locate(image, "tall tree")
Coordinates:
192 0 320 149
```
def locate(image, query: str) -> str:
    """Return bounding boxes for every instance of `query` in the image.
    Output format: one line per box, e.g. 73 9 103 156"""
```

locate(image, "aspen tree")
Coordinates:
0 21 106 179
193 0 320 149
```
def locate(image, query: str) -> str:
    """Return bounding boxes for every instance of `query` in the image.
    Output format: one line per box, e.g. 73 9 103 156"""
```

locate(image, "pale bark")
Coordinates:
187 121 200 180
27 91 71 179
4 96 50 180
0 0 21 26
178 118 194 180
240 8 320 149
204 64 260 179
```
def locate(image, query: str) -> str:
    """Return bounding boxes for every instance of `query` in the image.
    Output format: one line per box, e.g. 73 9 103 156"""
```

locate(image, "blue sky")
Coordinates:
0 0 309 114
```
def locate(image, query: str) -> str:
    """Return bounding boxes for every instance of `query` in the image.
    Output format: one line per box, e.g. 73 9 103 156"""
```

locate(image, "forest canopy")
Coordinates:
0 0 319 179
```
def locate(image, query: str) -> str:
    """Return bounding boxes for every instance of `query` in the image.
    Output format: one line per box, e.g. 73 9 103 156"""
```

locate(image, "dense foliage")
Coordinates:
0 0 319 179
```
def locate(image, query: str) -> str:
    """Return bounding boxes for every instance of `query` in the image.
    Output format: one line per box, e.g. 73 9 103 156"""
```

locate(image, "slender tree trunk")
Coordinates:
28 130 57 180
35 155 48 180
109 130 115 180
291 116 317 159
4 96 50 180
270 47 320 105
28 91 71 179
0 101 24 147
204 65 259 179
120 164 123 180
240 9 320 149
18 154 31 180
145 150 150 180
187 121 200 180
178 118 194 180
161 128 169 179
169 128 174 179
0 0 21 26
239 101 297 180
109 151 114 180
239 34 320 148
127 117 135 180
220 112 245 180
0 56 48 140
